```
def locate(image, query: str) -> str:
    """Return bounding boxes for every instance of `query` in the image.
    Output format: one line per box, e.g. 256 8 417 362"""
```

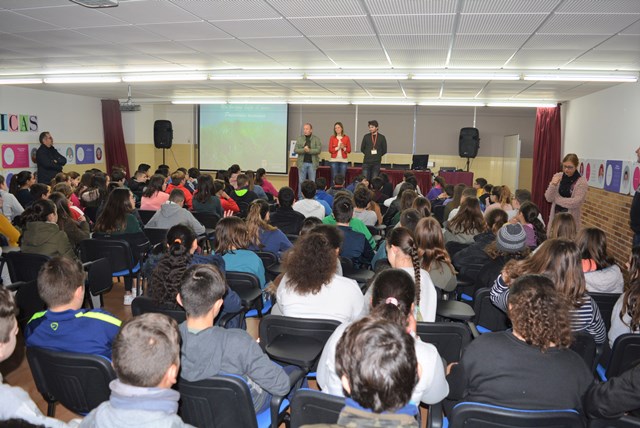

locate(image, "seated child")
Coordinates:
81 313 191 427
177 264 292 413
25 257 121 359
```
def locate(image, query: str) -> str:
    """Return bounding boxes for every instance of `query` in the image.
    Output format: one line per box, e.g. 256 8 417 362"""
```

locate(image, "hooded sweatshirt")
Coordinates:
21 221 74 258
145 203 205 236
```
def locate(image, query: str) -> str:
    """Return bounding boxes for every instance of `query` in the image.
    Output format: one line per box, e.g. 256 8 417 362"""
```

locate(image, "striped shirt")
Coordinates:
490 274 607 344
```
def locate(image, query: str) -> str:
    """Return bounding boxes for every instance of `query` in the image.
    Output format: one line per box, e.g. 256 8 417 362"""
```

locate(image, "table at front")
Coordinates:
289 166 431 197
437 171 474 187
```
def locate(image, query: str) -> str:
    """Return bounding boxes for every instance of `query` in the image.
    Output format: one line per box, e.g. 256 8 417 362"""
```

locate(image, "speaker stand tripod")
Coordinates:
465 157 471 172
162 148 166 165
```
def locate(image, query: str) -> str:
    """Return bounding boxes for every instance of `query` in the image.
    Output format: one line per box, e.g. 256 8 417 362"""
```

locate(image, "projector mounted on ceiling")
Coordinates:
69 0 118 8
120 85 141 112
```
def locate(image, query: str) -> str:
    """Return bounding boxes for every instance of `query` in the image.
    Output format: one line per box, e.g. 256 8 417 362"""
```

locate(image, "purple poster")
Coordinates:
75 144 95 165
603 160 623 193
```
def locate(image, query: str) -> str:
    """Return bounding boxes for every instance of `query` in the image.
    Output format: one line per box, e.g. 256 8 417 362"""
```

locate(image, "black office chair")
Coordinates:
259 315 341 372
433 205 446 226
131 296 186 324
339 256 374 289
589 415 640 427
570 331 598 373
473 288 510 334
590 292 621 332
5 280 43 329
191 211 220 234
226 271 271 318
601 334 640 380
26 347 116 417
441 402 584 428
3 252 50 327
416 322 473 364
143 227 169 246
4 251 50 282
137 209 156 225
82 257 113 309
290 389 346 428
178 374 294 428
254 250 280 282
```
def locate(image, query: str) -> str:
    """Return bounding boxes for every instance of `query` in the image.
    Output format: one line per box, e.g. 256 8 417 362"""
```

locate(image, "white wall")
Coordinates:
0 86 103 145
564 82 640 161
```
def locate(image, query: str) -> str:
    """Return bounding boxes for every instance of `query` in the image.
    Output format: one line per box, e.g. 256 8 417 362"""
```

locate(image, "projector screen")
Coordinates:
198 104 289 174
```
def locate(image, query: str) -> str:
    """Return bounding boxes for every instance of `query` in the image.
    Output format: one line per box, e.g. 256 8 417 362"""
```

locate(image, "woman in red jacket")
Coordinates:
328 122 351 186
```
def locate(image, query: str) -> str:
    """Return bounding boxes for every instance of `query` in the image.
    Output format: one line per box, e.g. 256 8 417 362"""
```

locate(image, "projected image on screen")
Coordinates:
199 104 288 173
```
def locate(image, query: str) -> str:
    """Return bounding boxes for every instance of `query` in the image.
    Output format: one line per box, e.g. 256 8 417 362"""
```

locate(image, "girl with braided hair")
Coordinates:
385 226 437 322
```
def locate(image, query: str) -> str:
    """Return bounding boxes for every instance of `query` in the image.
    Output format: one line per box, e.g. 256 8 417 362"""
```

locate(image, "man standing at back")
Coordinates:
36 131 66 185
295 123 322 199
361 120 387 182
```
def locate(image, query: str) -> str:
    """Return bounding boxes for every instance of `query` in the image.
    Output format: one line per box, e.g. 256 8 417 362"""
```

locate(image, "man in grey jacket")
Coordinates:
145 189 205 236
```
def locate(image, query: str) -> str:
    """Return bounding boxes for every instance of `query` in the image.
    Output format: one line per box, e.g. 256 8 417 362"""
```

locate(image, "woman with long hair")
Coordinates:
609 246 640 346
214 216 266 288
275 230 365 323
192 174 223 216
245 170 268 200
484 185 513 215
545 153 588 226
512 201 546 248
9 170 36 208
17 199 74 258
328 122 352 186
443 183 465 221
443 197 487 244
449 274 592 411
79 172 107 209
147 224 242 328
52 182 84 220
414 217 457 292
547 212 577 240
384 227 437 321
140 174 169 211
246 199 292 258
491 238 607 344
577 227 623 294
318 268 448 405
255 168 278 198
48 191 90 247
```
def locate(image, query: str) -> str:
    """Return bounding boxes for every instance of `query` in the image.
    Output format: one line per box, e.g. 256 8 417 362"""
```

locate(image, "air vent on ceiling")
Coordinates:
69 0 118 8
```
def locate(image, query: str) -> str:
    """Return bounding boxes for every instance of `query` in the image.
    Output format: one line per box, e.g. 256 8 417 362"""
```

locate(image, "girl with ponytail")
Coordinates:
148 224 242 328
385 226 437 322
318 268 449 406
513 201 546 248
246 199 292 258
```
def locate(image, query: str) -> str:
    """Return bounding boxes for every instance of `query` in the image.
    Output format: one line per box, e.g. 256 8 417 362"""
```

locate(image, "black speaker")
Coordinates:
459 127 479 158
154 120 173 149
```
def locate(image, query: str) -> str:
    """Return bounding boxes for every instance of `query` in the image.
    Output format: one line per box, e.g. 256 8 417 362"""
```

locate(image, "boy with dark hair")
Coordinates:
393 171 422 197
315 176 334 208
479 183 493 206
333 197 374 268
81 313 191 427
352 186 377 226
327 174 348 197
177 264 294 413
346 175 368 193
230 173 259 218
0 288 69 427
293 180 326 219
426 176 446 201
25 257 121 359
269 187 306 235
331 316 419 426
165 170 193 209
110 169 126 186
474 177 488 197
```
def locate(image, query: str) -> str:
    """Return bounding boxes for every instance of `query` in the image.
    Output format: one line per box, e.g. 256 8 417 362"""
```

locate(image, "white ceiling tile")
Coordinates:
574 50 640 62
454 34 529 49
212 18 301 38
448 59 511 68
126 41 199 55
387 49 448 67
324 50 388 61
66 44 139 56
557 0 640 14
450 49 515 61
0 33 46 50
366 0 457 15
0 10 59 32
171 0 280 20
373 14 455 35
380 35 450 50
462 0 560 13
268 0 365 17
622 20 640 34
568 59 640 70
1 0 69 9
510 49 585 60
15 5 126 28
290 16 374 36
332 59 394 68
99 0 201 25
177 39 254 54
271 58 337 68
595 35 640 50
523 34 610 50
77 25 169 43
538 13 640 34
458 14 547 34
244 37 318 52
267 51 332 62
140 22 231 40
15 29 103 46
307 35 380 51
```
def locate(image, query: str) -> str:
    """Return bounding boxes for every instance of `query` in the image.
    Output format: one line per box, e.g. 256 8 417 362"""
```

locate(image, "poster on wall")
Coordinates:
95 144 104 163
75 144 95 165
620 162 633 195
585 159 605 189
603 160 623 193
2 144 30 169
632 163 640 195
57 144 75 165
29 144 39 168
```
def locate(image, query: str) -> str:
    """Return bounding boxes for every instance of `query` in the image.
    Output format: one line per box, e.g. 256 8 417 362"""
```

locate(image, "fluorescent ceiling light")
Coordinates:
209 73 303 80
44 76 121 84
413 73 520 81
227 100 287 105
123 73 207 82
172 100 227 105
523 73 637 82
288 100 350 105
419 101 485 107
0 78 43 85
487 102 557 108
353 100 415 106
69 0 118 8
307 73 408 80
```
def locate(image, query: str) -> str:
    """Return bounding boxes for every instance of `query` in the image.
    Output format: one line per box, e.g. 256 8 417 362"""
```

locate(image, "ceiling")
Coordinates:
1 0 640 105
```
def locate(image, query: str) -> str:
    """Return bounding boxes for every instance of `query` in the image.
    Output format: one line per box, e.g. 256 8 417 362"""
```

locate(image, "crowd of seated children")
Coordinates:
80 313 192 427
609 246 640 346
52 182 84 220
212 179 239 214
16 199 74 259
548 211 578 241
318 268 448 409
392 171 421 197
327 173 348 197
415 217 457 292
345 175 367 193
245 170 268 200
246 199 292 259
491 238 607 344
443 197 487 246
484 185 513 215
214 216 266 290
0 174 24 221
473 177 488 198
79 172 107 212
510 201 546 249
384 177 417 211
165 170 193 210
48 191 90 248
578 227 624 294
227 164 241 190
447 274 593 412
426 176 445 201
177 264 292 413
333 196 374 269
507 189 544 226
446 186 476 222
293 180 327 219
9 170 36 208
370 176 388 205
230 173 259 218
139 174 169 211
372 208 424 267
443 183 465 221
479 183 492 207
269 186 305 235
145 189 205 236
390 189 418 226
274 230 365 323
314 177 334 208
26 257 121 359
255 168 278 198
323 194 376 250
411 196 431 218
191 174 223 217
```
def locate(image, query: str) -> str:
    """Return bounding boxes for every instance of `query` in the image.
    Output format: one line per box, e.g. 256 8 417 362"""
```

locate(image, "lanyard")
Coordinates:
372 133 377 149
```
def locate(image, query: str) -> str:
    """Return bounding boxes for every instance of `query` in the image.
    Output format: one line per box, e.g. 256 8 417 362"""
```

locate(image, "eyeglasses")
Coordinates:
562 164 576 170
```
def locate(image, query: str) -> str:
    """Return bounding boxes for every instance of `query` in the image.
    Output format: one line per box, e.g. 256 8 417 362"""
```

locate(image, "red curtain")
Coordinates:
531 104 562 224
101 99 130 177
